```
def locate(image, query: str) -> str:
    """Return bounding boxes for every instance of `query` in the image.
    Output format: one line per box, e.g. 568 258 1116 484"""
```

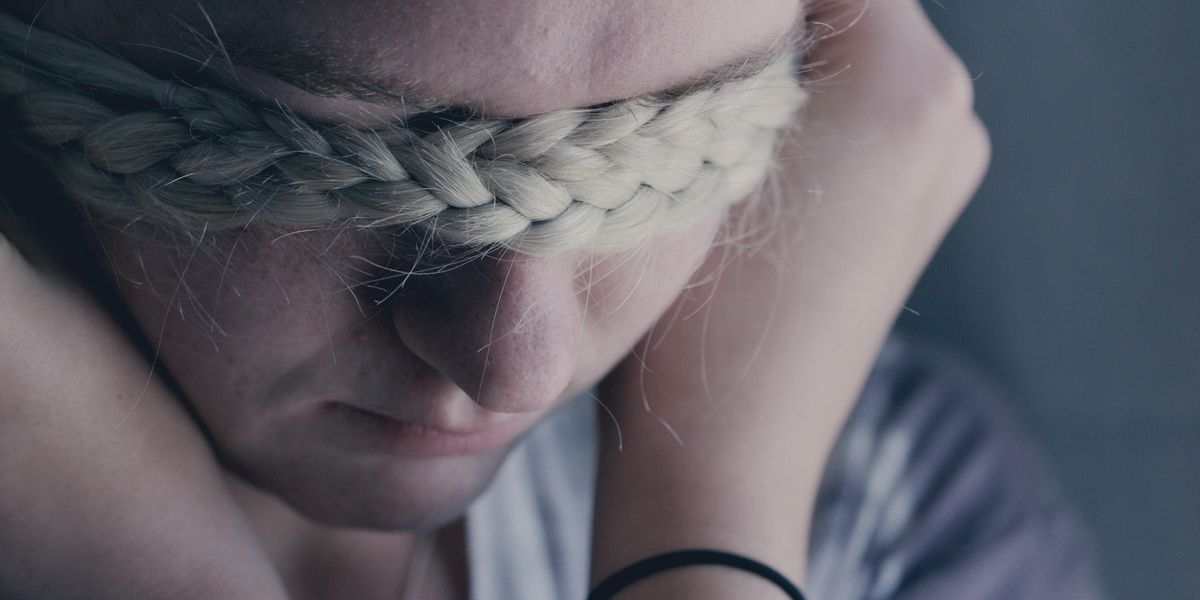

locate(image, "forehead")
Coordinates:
176 0 802 119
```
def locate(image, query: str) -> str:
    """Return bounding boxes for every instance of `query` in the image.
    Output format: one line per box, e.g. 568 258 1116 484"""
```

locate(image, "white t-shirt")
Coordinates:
466 393 598 600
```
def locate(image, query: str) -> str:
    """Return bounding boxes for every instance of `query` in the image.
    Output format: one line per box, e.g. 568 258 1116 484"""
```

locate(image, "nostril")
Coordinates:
389 251 583 414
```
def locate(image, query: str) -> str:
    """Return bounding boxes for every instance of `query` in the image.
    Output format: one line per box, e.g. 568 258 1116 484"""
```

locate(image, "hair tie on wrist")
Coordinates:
588 548 807 600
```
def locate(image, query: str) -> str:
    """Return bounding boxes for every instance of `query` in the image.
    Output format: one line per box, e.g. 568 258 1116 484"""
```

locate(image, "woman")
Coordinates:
0 0 1101 598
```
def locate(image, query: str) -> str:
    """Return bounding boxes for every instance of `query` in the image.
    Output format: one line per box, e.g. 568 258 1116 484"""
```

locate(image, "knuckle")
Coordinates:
0 227 46 288
936 53 976 116
894 53 985 166
935 114 992 218
963 114 993 186
0 230 21 274
920 57 976 125
895 48 977 130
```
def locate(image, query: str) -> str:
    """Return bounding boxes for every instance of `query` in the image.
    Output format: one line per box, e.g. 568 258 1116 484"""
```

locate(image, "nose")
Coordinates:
388 251 583 413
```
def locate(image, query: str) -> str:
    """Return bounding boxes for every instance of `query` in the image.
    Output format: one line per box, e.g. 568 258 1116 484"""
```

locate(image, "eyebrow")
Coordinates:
228 15 806 116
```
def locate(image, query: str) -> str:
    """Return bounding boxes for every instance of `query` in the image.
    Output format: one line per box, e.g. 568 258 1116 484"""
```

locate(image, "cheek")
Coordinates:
100 229 373 414
578 213 724 374
105 227 376 338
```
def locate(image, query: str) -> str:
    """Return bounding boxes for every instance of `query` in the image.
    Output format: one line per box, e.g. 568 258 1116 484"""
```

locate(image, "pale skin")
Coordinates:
0 0 988 598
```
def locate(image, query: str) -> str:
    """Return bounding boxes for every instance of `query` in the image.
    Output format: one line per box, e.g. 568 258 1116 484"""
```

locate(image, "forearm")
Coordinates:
587 0 991 589
589 240 901 599
0 240 289 600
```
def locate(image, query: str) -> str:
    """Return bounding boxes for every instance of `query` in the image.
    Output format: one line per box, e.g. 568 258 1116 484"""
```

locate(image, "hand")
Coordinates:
0 230 288 599
590 0 990 596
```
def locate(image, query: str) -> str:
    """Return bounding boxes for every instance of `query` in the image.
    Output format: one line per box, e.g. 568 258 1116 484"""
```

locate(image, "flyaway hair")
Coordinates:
0 12 807 255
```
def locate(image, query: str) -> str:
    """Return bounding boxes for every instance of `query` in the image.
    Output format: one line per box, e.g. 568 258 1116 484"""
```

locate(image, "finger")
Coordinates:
911 113 991 254
0 227 50 314
0 223 34 277
799 0 973 135
805 0 950 61
0 210 75 282
778 0 977 213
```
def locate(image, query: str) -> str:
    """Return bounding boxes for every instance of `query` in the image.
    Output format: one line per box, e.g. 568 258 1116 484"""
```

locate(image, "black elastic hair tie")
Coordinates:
588 548 807 600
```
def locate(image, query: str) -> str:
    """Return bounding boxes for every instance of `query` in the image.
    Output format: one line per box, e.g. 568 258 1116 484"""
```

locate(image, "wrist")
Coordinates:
590 549 806 600
600 567 799 600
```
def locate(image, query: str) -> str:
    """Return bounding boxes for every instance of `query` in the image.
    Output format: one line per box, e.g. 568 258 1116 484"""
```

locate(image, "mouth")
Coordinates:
317 402 534 457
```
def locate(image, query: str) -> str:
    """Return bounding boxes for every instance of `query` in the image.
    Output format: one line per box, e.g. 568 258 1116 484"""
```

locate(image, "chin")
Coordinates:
229 442 514 531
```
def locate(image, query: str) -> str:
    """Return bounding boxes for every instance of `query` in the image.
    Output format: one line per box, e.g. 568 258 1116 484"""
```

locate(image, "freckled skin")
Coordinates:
100 216 723 528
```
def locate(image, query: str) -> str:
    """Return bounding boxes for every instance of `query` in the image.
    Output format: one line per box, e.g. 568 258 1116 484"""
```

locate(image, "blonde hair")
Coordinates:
0 12 806 255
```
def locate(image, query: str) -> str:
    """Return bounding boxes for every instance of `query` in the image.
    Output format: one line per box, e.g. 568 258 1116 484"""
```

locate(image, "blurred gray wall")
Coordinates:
896 1 1200 599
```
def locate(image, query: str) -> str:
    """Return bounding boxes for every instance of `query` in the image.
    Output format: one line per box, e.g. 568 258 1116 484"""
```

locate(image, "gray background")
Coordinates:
897 1 1199 599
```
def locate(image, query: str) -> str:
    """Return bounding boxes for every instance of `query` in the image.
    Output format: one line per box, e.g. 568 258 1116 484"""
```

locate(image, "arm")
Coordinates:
0 232 289 600
589 0 991 596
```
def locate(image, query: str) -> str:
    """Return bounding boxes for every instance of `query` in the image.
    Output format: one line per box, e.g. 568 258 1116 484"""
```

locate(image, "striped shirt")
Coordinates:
466 336 1105 599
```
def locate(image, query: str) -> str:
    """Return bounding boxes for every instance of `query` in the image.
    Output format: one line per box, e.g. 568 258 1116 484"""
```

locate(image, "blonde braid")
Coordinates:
0 12 806 255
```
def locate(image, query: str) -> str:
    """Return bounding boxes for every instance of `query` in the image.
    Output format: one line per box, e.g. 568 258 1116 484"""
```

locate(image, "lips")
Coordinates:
318 402 534 457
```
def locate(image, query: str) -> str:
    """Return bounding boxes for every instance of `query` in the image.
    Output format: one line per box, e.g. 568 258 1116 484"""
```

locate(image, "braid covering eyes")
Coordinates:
0 12 807 255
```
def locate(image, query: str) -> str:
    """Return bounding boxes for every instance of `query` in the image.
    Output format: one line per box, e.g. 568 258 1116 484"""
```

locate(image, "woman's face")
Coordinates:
101 218 722 530
43 0 800 530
